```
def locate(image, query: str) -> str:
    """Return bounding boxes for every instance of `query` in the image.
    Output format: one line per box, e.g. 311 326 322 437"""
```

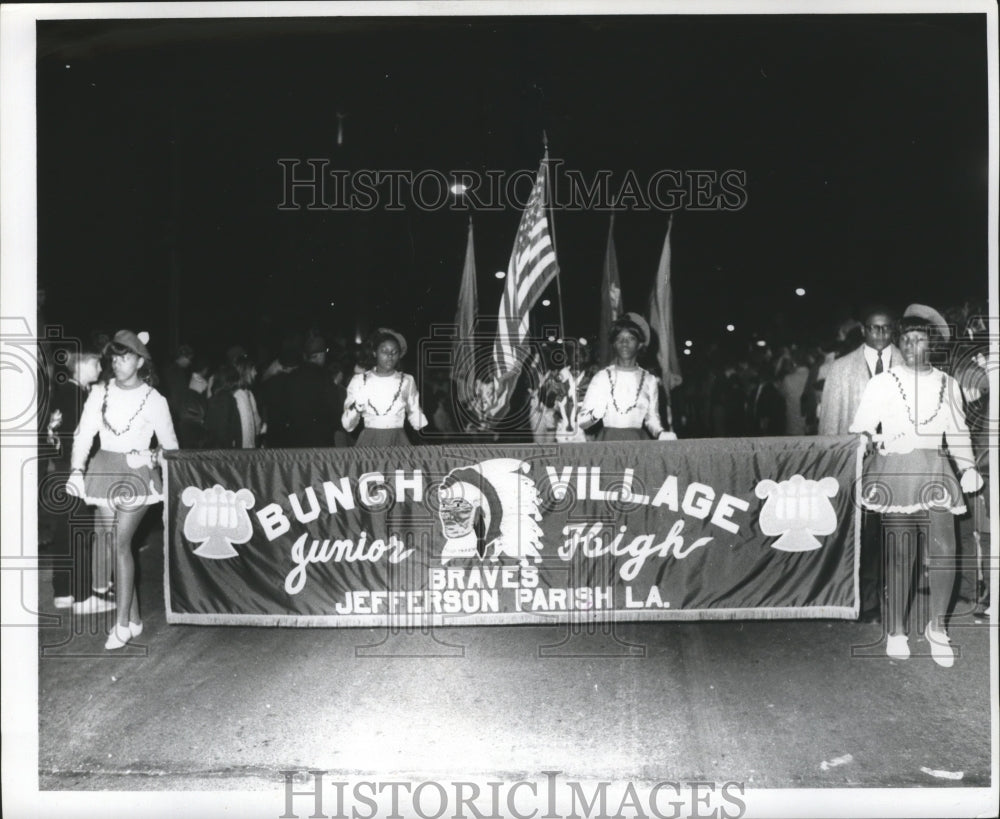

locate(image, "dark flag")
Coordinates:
598 213 623 365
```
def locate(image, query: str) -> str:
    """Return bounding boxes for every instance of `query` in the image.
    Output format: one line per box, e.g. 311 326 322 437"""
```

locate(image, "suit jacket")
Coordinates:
280 363 342 448
205 390 243 449
176 388 209 449
49 380 89 465
818 343 901 435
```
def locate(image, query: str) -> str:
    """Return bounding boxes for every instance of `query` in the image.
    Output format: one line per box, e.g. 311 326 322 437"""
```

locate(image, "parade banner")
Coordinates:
164 436 862 626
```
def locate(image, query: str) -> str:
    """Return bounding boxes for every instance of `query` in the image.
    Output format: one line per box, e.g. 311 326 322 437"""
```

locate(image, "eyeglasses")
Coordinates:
865 324 893 334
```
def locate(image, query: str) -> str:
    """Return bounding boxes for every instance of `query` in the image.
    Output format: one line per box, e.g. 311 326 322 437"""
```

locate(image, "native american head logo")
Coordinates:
754 475 839 552
437 458 544 567
181 484 256 559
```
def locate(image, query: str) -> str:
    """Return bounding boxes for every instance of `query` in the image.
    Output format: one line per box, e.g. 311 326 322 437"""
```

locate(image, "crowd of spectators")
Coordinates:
34 298 991 451
670 299 991 443
33 287 992 451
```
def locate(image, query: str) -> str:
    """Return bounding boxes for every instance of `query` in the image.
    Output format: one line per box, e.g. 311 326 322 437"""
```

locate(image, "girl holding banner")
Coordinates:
66 330 178 649
342 328 428 447
851 311 983 667
578 313 675 442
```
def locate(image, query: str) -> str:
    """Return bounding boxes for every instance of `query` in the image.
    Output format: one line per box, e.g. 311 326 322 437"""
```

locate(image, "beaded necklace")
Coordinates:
363 371 405 416
101 382 153 436
889 369 946 427
608 366 646 414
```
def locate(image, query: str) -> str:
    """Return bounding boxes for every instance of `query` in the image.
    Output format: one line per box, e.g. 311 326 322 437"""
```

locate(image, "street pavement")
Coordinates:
26 519 998 817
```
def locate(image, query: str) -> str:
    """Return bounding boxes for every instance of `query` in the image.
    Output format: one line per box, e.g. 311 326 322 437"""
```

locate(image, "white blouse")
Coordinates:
578 365 664 436
849 366 975 465
72 381 178 470
342 371 428 431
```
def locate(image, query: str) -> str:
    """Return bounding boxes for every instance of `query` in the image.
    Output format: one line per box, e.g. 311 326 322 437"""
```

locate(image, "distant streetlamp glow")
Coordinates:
450 183 468 196
495 271 506 279
541 298 551 307
684 340 693 348
795 287 806 296
683 349 692 356
756 339 767 348
726 324 735 332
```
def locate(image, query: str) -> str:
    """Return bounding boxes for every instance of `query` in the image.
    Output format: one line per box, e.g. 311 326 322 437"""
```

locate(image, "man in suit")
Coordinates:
281 335 344 448
819 308 899 435
819 306 900 623
45 351 101 610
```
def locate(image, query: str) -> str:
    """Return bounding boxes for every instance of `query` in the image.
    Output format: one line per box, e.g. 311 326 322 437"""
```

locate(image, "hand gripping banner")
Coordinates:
164 436 862 626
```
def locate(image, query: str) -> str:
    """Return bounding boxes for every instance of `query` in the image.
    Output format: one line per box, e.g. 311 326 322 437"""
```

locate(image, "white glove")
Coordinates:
960 468 984 494
657 431 677 441
65 470 85 498
46 409 63 449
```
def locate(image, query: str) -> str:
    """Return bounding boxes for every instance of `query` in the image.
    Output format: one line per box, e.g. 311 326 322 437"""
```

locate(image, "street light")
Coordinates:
726 324 735 332
541 299 551 307
795 288 806 296
495 271 506 279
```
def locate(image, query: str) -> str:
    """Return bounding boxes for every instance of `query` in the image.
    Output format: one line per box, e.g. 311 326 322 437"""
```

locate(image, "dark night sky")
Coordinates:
35 13 989 366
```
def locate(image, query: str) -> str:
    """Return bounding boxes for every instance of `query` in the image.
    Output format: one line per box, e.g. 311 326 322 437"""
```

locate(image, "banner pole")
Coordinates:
664 214 675 431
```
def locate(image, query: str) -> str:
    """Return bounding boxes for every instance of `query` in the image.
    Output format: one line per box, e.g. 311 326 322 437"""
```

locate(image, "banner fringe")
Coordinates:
165 606 858 628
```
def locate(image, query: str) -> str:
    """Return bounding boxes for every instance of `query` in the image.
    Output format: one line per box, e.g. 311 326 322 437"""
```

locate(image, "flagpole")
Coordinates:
542 133 567 349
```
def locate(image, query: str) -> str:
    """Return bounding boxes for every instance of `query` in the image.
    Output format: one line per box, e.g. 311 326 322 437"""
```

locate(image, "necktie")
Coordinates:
873 352 885 434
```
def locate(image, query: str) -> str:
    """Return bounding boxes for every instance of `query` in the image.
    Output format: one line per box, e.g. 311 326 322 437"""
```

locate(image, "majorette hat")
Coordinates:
613 312 651 346
376 327 408 357
903 304 951 341
108 329 152 360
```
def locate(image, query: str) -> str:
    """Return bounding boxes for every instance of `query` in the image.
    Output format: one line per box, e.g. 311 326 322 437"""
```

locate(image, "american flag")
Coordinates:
483 158 560 419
